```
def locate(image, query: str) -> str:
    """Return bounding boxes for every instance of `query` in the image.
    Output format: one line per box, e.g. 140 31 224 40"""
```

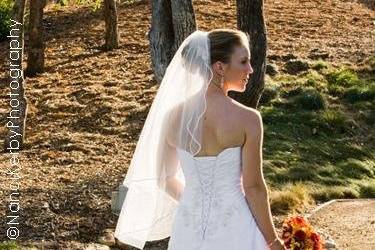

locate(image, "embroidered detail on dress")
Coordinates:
175 150 244 242
193 158 216 240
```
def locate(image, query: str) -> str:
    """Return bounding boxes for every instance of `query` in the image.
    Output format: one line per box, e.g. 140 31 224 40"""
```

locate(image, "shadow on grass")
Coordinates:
261 104 374 197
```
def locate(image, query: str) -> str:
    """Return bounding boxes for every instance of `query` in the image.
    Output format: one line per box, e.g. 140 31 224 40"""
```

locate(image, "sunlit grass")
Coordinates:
262 58 375 213
0 241 20 250
343 84 375 103
270 182 314 214
311 60 329 71
310 185 361 201
326 67 360 87
358 179 375 198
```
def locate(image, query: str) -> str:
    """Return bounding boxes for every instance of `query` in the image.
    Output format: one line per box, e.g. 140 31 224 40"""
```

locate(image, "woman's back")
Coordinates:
194 92 257 157
168 92 269 250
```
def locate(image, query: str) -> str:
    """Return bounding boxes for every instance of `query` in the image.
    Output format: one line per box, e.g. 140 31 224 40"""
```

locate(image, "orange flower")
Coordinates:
284 237 292 248
292 216 309 227
281 215 324 250
294 229 307 241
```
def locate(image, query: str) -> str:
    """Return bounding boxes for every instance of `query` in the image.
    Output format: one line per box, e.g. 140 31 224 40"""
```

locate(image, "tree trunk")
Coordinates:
4 0 27 152
230 0 267 109
25 0 46 77
149 0 196 83
149 0 175 83
170 0 196 53
104 0 119 50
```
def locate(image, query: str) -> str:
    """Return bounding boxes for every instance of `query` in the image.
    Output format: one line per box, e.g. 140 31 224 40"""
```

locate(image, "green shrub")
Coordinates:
270 182 313 214
57 0 69 6
311 60 329 71
281 86 303 98
362 109 375 125
363 56 375 71
303 71 327 92
0 240 20 250
320 109 348 132
343 85 375 103
305 78 317 87
359 180 375 198
61 0 102 10
337 158 374 179
327 84 345 97
287 164 318 181
0 0 13 42
260 85 279 105
326 68 360 87
293 87 327 110
311 186 359 202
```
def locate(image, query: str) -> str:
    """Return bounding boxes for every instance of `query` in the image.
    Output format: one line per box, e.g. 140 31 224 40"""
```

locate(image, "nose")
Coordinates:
247 63 253 75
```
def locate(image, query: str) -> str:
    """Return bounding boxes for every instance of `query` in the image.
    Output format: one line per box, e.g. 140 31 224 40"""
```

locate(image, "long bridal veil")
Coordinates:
114 30 213 249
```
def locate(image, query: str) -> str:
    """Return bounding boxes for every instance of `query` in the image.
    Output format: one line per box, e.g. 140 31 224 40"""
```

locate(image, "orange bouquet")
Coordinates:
281 215 324 250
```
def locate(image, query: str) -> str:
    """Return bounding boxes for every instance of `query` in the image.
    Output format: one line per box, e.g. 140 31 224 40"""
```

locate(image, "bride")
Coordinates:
114 29 286 250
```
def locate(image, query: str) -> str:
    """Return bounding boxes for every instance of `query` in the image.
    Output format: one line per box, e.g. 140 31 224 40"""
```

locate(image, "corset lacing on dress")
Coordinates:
192 156 218 240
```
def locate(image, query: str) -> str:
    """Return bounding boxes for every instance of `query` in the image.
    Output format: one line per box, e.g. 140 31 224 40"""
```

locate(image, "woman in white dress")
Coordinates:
114 29 286 250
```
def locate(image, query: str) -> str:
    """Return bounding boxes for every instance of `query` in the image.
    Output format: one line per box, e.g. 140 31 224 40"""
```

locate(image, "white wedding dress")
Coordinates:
167 146 268 250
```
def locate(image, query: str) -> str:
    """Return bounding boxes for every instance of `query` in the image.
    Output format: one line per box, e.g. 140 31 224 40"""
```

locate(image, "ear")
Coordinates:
212 61 226 76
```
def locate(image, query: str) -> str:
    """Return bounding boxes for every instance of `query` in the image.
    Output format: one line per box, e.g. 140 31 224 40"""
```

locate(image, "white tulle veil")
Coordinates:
114 30 213 249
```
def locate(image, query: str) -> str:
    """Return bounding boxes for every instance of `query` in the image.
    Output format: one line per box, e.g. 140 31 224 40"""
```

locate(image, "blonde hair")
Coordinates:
208 28 250 65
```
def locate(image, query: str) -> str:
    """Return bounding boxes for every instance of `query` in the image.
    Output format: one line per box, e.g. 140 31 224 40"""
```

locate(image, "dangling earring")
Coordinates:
220 75 224 88
213 74 223 89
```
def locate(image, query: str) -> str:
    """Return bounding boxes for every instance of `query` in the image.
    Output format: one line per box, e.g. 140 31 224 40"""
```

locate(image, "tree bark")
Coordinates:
4 0 27 152
170 0 196 53
104 0 119 50
149 0 196 83
230 0 267 109
149 0 175 83
25 0 46 77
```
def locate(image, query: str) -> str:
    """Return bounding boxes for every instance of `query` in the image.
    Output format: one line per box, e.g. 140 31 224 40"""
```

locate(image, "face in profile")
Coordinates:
224 44 253 92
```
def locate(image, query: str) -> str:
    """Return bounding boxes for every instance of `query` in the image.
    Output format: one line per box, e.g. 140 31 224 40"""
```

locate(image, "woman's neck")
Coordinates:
207 81 229 97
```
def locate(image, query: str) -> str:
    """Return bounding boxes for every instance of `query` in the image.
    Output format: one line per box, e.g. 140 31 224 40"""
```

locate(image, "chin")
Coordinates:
240 84 247 92
230 82 247 93
232 86 246 93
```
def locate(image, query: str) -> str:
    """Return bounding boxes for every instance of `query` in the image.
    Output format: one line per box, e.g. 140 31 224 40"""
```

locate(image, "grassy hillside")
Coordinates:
261 60 374 214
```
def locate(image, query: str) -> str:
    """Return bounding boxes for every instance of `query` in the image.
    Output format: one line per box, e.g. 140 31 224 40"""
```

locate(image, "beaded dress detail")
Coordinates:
167 146 268 250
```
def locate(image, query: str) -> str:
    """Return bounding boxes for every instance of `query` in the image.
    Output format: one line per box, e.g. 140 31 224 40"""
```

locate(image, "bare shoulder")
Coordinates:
229 98 262 127
232 100 265 190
